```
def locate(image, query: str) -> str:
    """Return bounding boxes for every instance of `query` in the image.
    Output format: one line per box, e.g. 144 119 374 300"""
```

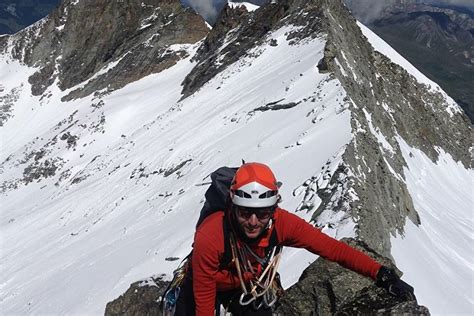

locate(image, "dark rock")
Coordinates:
165 257 180 261
251 100 300 113
23 157 65 184
0 84 22 126
163 159 192 177
105 275 169 316
181 2 290 98
317 41 336 73
275 238 430 315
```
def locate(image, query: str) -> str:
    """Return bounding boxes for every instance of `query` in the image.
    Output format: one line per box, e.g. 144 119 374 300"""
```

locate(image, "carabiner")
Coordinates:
239 292 256 306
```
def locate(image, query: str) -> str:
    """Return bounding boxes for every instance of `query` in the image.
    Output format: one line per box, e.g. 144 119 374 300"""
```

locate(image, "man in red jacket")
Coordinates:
174 163 414 316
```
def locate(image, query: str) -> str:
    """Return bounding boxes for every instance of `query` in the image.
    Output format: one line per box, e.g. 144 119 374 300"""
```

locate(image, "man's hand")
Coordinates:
376 266 415 301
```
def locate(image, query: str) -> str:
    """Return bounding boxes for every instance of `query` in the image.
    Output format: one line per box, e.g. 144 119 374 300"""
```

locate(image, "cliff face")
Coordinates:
1 0 209 100
315 0 472 257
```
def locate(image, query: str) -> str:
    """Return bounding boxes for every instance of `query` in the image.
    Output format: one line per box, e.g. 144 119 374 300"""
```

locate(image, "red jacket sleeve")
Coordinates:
192 213 249 315
275 209 381 280
192 229 220 316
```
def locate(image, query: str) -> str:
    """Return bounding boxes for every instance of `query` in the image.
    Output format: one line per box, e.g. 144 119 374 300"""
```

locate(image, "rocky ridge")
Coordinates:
181 0 326 98
345 0 474 122
0 0 208 101
314 0 472 256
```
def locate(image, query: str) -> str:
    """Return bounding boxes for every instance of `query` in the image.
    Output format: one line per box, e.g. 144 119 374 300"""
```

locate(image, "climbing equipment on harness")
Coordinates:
229 231 283 309
161 258 189 316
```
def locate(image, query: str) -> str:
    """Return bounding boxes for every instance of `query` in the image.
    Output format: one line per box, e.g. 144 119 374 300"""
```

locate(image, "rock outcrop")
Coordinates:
105 275 169 316
275 239 429 315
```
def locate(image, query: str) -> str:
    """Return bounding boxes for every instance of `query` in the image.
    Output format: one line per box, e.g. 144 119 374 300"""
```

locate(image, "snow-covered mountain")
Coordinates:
1 0 472 314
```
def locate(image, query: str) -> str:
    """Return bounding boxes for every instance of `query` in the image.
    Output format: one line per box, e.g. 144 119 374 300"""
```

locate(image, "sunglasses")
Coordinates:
236 206 275 220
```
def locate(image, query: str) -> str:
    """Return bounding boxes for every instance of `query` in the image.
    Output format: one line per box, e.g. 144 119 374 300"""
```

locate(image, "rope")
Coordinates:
229 234 283 308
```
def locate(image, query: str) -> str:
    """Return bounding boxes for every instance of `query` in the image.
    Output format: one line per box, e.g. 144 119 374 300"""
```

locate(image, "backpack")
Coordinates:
195 166 238 228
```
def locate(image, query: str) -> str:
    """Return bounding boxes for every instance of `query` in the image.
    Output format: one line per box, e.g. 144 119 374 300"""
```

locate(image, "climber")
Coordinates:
171 162 414 316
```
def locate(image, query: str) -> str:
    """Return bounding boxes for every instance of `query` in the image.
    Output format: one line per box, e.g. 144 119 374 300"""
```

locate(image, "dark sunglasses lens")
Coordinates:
238 207 273 219
239 209 253 219
256 211 271 219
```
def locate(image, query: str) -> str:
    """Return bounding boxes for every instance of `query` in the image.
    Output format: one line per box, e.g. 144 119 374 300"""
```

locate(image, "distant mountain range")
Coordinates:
0 0 60 34
345 1 474 123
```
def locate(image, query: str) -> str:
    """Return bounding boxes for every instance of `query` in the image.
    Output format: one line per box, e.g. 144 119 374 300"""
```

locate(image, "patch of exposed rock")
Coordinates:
105 275 169 316
275 238 429 315
3 0 209 100
0 83 22 126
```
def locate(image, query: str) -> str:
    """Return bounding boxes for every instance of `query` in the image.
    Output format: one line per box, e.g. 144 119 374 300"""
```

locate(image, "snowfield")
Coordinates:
1 25 353 315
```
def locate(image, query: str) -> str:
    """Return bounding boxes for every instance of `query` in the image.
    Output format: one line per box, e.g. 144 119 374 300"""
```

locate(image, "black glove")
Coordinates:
376 266 415 301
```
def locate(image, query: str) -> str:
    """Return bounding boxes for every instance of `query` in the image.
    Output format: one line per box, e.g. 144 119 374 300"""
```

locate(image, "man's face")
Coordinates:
235 206 274 239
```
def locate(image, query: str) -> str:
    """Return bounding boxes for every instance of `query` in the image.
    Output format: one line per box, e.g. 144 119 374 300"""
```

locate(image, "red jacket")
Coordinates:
192 208 382 316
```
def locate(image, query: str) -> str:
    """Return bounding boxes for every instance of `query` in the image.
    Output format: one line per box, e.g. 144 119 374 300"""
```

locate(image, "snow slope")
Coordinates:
359 21 473 315
0 25 353 314
392 139 473 315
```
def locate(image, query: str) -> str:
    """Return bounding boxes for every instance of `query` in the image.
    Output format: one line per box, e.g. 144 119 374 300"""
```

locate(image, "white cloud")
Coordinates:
186 0 219 22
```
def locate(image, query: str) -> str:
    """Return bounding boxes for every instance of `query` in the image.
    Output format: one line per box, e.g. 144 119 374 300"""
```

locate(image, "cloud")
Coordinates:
183 0 220 23
343 0 391 24
183 0 271 24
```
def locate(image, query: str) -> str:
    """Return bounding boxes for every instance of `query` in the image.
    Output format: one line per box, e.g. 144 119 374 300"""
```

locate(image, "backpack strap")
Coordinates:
219 217 233 269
